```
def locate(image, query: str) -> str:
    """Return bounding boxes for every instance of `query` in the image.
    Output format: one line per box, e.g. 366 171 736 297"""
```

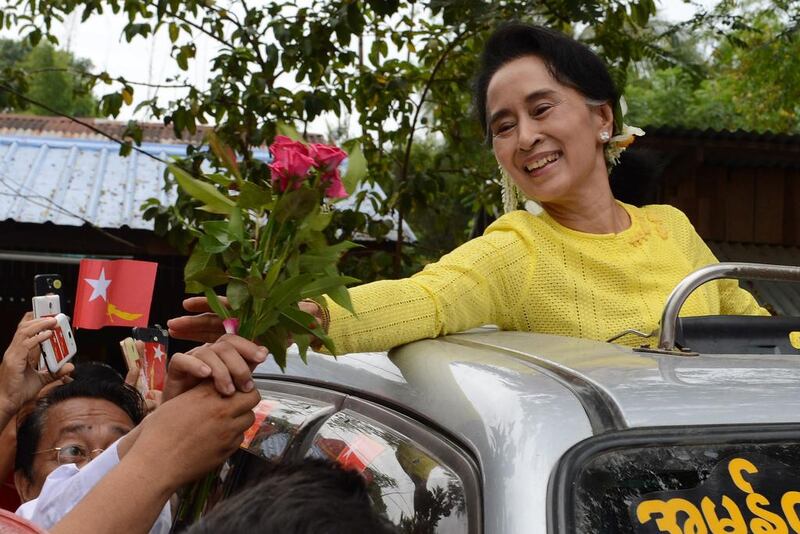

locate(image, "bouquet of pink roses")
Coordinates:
169 128 365 368
167 128 365 528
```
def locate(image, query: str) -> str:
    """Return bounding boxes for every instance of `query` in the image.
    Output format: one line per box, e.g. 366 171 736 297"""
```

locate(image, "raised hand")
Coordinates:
0 313 73 423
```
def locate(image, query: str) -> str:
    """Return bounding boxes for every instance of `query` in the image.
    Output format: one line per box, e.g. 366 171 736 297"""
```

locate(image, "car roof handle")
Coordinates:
659 262 800 351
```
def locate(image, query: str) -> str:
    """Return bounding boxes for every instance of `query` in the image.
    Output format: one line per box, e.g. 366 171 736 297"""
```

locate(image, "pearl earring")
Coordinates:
600 131 610 142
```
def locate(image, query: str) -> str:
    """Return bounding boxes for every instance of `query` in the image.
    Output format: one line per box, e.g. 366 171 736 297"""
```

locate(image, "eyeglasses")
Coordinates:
33 444 105 466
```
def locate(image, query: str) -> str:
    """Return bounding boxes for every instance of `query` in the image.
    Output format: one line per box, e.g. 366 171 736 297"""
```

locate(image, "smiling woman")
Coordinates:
169 22 769 356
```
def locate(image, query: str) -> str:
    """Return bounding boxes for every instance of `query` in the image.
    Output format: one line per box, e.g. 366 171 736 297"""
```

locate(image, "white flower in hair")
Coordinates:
605 124 645 165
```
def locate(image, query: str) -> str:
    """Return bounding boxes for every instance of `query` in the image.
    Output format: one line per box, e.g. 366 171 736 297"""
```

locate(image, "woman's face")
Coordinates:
486 55 612 205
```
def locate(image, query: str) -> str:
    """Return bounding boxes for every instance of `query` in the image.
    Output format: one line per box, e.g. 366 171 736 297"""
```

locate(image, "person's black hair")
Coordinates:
186 459 399 534
15 362 146 481
474 22 619 140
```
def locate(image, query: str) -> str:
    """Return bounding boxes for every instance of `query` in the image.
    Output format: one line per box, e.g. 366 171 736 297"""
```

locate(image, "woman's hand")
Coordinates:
166 297 228 343
167 296 326 345
0 313 74 423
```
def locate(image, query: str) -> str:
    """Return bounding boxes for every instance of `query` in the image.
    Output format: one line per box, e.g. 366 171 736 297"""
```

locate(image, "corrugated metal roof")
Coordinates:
0 134 185 229
708 241 800 316
0 133 416 241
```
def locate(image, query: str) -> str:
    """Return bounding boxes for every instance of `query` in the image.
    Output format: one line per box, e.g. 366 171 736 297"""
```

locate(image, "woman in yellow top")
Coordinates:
169 22 767 354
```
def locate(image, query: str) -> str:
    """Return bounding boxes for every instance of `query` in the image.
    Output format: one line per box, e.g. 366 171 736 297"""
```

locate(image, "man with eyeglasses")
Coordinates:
11 331 264 534
12 363 164 530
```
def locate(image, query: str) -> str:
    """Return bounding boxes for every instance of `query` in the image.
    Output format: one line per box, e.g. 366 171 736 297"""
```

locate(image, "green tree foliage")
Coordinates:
0 39 99 117
626 3 800 133
3 0 663 280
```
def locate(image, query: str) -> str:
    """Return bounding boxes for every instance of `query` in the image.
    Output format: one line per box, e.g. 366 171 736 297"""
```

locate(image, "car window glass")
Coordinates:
244 390 336 460
567 439 800 533
172 389 338 529
306 409 470 533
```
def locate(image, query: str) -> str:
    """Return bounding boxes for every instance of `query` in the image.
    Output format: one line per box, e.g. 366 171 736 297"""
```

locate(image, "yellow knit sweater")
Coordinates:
324 203 768 354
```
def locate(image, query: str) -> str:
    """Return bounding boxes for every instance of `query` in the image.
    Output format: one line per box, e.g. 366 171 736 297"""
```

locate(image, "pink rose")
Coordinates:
309 143 347 173
268 136 315 192
322 169 348 199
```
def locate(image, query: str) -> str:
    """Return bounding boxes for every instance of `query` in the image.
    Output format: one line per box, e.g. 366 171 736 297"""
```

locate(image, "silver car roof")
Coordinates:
254 329 800 533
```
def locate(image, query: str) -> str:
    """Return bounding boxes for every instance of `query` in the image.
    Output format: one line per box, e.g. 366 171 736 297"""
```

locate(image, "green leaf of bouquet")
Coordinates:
245 276 270 298
190 267 229 287
307 210 333 231
342 140 367 197
274 189 319 222
206 173 234 187
197 204 234 215
237 182 272 210
228 208 245 242
269 273 315 310
185 247 220 284
226 279 250 310
201 220 232 242
315 330 337 356
207 130 241 180
197 234 230 254
300 275 359 299
293 333 310 365
275 122 303 142
204 288 230 320
259 328 288 371
170 163 235 215
298 241 361 271
278 307 334 355
325 284 355 315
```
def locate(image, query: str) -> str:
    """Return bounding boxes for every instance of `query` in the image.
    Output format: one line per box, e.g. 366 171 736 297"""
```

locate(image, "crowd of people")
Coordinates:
0 18 767 534
0 313 398 533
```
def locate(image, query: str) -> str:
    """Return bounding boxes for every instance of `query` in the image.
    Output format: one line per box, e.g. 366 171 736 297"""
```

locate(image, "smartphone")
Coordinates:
34 275 63 370
41 313 77 374
132 326 168 391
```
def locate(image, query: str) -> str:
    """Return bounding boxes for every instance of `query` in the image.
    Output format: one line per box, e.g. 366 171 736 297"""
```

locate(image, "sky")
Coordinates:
2 0 718 136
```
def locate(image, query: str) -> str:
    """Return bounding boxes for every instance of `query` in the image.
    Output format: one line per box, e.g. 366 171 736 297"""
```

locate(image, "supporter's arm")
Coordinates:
50 382 259 534
0 314 73 432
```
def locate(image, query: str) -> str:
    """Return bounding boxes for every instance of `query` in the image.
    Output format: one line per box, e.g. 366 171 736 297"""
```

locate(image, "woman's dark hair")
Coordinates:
473 22 662 206
15 362 146 481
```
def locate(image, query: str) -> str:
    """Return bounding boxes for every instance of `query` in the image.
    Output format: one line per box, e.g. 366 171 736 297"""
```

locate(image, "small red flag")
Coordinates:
73 259 158 330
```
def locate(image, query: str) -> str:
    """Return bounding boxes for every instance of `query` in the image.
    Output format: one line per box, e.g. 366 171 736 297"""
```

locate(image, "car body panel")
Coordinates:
255 333 593 533
253 327 800 533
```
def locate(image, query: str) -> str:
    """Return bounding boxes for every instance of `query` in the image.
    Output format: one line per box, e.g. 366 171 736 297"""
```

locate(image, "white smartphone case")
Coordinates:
32 295 61 318
41 313 77 374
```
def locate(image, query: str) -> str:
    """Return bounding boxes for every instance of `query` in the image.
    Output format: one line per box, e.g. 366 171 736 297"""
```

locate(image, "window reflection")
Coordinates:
307 411 469 533
244 392 335 460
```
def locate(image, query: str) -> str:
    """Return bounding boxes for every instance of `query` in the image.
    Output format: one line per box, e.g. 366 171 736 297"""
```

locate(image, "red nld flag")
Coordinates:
73 259 158 330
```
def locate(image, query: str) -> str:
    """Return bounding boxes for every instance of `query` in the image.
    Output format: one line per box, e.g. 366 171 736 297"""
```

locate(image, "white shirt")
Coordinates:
16 439 172 534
